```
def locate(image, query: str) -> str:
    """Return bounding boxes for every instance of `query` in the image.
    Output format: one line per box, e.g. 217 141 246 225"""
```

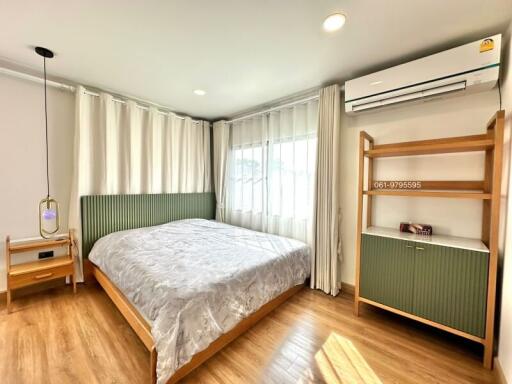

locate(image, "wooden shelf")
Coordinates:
365 134 494 158
364 190 492 199
371 180 484 191
9 238 70 254
9 255 73 276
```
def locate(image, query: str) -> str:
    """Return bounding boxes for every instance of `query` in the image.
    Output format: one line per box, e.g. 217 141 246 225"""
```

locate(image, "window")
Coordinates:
226 100 318 244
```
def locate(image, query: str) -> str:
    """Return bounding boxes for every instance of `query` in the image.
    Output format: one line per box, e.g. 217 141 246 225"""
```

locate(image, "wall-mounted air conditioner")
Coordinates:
344 34 501 114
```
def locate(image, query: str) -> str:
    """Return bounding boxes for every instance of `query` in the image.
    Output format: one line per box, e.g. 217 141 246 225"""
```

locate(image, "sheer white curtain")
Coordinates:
225 99 318 244
69 86 211 280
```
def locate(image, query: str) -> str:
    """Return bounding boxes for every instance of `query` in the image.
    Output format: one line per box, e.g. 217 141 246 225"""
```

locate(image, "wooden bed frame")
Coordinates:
91 263 303 384
82 193 304 382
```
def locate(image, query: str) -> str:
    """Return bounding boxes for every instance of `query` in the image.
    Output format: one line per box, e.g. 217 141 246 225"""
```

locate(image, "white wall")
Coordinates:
498 21 512 384
0 74 74 291
339 90 502 285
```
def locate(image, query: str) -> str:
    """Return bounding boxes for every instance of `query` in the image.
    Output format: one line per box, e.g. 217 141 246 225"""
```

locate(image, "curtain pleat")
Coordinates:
311 84 342 296
68 87 211 281
202 121 212 192
162 116 173 193
213 121 230 221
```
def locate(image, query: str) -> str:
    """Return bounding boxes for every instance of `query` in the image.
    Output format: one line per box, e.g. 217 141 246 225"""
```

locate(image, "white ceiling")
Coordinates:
1 0 511 120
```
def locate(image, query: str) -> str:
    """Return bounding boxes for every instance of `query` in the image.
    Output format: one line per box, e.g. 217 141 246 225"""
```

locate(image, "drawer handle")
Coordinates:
405 245 414 249
416 247 425 251
34 272 53 280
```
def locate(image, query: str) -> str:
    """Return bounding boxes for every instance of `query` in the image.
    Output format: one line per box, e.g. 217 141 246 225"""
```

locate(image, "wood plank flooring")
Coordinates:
0 283 498 384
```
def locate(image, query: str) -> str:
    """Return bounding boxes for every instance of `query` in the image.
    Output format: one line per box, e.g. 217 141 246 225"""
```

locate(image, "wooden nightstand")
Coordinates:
5 230 76 313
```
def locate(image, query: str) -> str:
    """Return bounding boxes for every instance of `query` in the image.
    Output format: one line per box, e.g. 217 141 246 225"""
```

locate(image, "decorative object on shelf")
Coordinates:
35 46 60 239
399 222 433 236
373 181 422 190
354 111 505 369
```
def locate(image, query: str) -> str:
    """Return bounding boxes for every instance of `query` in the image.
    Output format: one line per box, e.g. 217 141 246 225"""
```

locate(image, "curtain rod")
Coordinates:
81 89 195 122
226 94 320 124
0 66 76 92
2 64 344 125
0 65 200 123
225 85 344 124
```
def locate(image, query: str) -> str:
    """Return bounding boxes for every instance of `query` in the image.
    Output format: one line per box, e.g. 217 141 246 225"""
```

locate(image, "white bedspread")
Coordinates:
88 219 310 384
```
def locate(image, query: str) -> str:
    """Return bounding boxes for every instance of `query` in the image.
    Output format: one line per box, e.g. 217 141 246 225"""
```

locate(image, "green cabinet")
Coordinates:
360 235 416 313
412 243 488 337
360 233 489 337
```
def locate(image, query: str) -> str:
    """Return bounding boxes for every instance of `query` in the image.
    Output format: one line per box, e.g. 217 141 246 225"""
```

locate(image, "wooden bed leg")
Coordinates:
483 342 493 369
6 290 11 314
151 346 157 384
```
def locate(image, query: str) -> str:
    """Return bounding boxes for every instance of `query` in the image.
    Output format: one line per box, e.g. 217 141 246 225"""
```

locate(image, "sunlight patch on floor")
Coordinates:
314 333 382 384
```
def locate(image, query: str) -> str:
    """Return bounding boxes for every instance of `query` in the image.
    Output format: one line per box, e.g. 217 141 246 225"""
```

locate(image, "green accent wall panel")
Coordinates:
81 193 216 258
360 234 416 313
412 243 488 337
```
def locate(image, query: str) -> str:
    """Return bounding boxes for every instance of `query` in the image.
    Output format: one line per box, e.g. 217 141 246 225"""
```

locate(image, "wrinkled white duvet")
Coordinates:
88 219 310 384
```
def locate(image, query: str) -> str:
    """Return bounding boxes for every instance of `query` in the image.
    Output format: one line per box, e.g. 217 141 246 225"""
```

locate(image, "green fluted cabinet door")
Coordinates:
412 243 488 337
360 234 416 313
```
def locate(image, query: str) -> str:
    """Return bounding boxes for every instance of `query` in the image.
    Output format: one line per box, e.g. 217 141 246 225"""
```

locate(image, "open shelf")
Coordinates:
364 190 492 199
9 238 70 254
9 255 73 276
364 134 494 158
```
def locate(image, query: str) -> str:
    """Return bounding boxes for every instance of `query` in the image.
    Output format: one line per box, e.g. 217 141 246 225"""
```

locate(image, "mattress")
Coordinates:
88 219 310 384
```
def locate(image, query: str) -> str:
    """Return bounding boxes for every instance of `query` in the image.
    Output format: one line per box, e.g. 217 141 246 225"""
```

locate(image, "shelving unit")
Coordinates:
354 111 505 369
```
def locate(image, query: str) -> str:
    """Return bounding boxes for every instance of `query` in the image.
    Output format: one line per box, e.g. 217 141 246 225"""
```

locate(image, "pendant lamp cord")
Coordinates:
43 56 50 199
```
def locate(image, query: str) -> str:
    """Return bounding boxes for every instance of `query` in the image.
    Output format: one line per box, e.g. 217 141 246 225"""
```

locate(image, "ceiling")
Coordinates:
1 0 511 120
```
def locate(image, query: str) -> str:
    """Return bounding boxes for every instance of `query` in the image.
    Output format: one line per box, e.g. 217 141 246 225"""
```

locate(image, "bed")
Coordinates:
81 193 311 384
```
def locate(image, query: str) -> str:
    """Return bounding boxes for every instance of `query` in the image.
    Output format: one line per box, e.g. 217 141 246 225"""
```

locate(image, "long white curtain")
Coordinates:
224 99 318 244
69 86 211 280
213 121 230 221
311 84 342 296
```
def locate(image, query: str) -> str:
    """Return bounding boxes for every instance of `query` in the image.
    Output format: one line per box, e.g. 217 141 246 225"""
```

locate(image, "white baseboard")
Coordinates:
340 282 355 295
495 357 508 384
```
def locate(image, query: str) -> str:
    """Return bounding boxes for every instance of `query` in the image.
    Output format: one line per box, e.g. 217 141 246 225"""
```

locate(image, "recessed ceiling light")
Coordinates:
323 13 346 32
194 89 206 96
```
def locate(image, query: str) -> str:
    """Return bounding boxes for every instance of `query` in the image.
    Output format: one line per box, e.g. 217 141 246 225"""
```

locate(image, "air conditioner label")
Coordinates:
480 38 494 53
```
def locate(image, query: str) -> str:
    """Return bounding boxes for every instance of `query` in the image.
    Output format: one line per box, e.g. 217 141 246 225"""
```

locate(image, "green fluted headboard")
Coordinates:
81 193 216 257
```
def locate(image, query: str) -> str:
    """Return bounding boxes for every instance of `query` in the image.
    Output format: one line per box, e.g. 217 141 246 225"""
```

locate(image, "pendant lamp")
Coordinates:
36 46 60 238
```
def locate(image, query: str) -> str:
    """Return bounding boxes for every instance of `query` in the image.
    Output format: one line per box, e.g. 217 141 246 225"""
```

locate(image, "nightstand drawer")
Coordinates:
9 263 73 289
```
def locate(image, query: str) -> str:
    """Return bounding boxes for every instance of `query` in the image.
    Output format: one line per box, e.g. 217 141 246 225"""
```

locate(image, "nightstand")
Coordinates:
5 230 76 313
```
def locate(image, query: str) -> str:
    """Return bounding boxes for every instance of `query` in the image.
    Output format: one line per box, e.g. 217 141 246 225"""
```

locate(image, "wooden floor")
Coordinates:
0 283 499 384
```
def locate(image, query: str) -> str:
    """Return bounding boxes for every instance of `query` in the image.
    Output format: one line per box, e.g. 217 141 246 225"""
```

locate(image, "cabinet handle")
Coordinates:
415 247 425 251
34 272 53 280
405 245 414 249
